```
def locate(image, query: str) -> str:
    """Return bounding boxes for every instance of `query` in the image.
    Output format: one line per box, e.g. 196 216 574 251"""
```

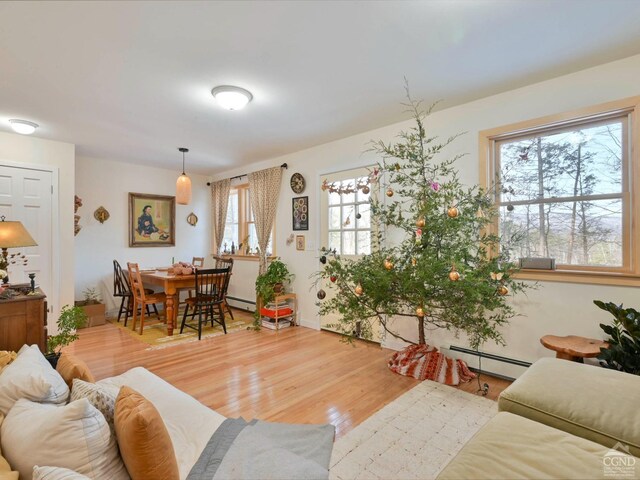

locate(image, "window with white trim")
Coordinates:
322 167 373 256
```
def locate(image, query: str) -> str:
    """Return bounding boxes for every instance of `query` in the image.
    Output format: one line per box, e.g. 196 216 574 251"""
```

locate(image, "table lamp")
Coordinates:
0 216 38 284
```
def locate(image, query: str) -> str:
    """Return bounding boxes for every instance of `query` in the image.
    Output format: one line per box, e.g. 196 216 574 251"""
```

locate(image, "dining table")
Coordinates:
140 269 231 336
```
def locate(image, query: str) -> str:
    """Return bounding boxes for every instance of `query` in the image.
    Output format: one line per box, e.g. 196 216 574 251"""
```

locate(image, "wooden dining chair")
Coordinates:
113 260 159 326
127 262 167 335
180 267 231 340
212 255 235 320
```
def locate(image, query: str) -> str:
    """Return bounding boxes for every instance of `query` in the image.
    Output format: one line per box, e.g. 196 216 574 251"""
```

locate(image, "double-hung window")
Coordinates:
222 184 274 256
480 97 640 285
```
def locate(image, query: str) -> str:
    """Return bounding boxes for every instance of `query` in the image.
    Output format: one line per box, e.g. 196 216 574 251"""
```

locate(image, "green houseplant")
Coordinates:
45 305 88 368
255 258 294 305
594 300 640 375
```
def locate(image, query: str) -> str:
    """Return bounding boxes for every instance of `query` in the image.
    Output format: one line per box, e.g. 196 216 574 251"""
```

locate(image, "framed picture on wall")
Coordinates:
296 235 305 251
292 196 309 231
128 193 176 247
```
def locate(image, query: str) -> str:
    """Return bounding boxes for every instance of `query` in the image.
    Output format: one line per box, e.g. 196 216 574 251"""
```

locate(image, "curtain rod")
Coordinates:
206 163 288 186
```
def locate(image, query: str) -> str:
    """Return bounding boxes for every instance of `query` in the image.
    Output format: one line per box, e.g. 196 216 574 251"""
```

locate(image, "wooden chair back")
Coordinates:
212 255 234 297
127 262 147 302
113 260 131 297
192 257 205 268
193 267 231 305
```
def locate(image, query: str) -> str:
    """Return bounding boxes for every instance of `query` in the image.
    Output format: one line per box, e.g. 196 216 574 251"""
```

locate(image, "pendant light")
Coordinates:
176 147 191 205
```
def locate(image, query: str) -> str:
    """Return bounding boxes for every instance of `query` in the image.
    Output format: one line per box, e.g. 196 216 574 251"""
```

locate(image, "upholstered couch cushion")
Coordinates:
115 386 179 480
0 344 68 414
56 352 95 388
98 367 225 478
0 414 19 480
437 412 630 479
1 398 129 480
33 466 91 480
498 358 640 457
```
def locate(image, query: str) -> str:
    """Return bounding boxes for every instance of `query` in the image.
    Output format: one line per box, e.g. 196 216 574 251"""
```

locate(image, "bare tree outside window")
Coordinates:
497 118 625 268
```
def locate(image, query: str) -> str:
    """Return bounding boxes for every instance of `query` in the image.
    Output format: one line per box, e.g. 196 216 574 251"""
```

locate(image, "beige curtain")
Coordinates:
211 179 231 254
248 166 283 274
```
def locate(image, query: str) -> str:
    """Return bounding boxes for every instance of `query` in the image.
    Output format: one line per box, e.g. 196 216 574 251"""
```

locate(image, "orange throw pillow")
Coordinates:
56 352 96 388
114 386 179 480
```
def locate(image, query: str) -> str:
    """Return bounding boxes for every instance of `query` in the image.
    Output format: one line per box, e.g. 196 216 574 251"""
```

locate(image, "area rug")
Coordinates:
329 380 497 480
107 309 254 350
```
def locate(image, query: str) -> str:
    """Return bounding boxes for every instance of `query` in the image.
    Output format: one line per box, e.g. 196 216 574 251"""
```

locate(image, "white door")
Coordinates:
319 166 382 342
0 166 53 301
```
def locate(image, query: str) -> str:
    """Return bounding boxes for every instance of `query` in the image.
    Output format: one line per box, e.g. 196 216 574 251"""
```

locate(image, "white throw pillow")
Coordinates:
33 466 91 480
1 398 129 480
0 345 69 414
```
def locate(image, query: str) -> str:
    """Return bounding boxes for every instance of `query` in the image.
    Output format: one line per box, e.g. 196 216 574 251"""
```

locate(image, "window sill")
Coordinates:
513 269 640 287
221 254 276 262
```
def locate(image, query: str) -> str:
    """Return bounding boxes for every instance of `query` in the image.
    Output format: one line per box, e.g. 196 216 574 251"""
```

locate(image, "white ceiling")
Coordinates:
2 1 640 175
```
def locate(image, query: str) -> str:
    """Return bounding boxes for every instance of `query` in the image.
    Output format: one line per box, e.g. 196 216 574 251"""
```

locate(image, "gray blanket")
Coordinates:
187 418 335 480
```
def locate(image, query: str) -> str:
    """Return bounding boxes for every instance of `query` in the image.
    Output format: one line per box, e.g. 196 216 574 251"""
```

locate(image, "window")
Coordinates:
480 97 640 285
322 167 373 256
222 185 274 256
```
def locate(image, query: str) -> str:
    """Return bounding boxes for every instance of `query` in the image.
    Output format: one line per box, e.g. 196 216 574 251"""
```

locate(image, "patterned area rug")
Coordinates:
330 380 496 480
107 308 254 350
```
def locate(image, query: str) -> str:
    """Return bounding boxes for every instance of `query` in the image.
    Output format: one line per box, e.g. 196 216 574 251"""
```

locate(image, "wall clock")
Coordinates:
290 173 306 194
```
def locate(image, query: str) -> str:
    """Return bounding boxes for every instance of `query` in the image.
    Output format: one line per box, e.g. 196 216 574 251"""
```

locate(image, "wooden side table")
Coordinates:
272 293 298 329
540 335 608 362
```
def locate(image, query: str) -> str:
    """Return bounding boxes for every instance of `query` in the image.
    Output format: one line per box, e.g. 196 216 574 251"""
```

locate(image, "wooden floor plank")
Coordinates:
68 311 510 439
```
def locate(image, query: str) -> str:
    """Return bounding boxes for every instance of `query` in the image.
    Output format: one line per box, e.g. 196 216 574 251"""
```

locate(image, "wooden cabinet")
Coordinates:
0 287 47 353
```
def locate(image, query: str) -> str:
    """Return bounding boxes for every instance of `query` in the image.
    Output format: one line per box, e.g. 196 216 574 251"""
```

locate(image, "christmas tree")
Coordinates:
315 91 529 351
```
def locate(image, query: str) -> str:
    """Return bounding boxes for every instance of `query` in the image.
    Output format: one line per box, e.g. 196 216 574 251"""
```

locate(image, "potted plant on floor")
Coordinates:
45 305 87 368
75 287 106 327
594 300 640 375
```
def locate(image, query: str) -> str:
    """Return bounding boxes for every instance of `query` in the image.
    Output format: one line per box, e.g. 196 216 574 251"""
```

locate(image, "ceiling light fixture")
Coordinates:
176 147 192 205
9 119 39 135
211 85 253 110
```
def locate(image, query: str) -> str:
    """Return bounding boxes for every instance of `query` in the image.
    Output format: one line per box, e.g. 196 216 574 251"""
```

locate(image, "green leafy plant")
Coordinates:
255 258 294 305
46 305 88 356
594 300 640 375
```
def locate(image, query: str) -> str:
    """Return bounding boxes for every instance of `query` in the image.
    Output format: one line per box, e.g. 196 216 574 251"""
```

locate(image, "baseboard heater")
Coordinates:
448 345 532 381
226 296 256 312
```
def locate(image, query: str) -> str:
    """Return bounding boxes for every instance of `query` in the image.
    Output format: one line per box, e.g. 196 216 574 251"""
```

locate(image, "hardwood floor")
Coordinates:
68 311 510 439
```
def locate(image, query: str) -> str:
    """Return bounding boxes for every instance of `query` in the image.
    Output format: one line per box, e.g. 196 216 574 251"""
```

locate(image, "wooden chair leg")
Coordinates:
130 298 138 332
218 304 227 334
152 303 159 319
225 299 234 319
124 295 132 327
139 302 146 335
197 306 203 340
180 303 189 334
117 296 125 323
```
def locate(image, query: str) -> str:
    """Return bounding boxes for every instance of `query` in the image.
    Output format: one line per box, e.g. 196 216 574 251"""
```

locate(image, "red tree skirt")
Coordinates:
388 344 476 386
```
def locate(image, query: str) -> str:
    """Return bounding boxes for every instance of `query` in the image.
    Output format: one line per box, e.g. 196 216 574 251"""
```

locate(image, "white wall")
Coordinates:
74 156 212 314
212 53 640 375
0 132 75 327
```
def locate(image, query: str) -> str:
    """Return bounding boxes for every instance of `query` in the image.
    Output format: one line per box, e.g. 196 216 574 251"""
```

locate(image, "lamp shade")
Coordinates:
176 174 192 205
0 220 37 248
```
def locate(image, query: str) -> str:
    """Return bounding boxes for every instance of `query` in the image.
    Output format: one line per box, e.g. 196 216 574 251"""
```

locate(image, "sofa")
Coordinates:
0 345 227 480
0 345 334 480
437 357 640 479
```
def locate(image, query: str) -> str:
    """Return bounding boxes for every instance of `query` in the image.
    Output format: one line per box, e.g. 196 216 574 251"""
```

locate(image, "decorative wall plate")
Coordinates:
93 206 110 224
187 212 198 226
290 172 306 194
